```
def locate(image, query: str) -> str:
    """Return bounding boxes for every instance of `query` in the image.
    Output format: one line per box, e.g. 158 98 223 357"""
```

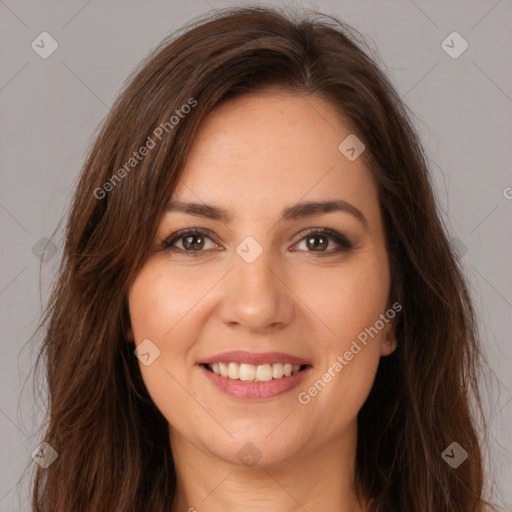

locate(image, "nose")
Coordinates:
219 245 295 333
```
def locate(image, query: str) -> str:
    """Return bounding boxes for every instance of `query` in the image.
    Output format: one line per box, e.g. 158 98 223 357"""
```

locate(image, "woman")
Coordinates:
31 5 496 511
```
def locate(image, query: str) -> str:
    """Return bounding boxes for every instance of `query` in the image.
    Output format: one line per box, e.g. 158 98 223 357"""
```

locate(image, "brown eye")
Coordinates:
162 228 218 256
161 227 352 257
293 228 353 256
305 234 328 251
182 233 205 251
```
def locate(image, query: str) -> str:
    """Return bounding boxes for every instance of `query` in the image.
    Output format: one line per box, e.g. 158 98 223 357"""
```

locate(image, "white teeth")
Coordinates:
227 362 239 379
219 362 228 377
272 363 284 378
256 363 273 382
239 363 256 382
207 362 303 381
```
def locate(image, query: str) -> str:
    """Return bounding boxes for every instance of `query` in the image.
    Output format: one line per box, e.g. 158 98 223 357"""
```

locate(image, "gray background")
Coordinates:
0 0 511 510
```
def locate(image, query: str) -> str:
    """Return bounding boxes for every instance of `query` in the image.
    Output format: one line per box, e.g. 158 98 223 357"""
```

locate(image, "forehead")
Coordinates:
171 91 378 218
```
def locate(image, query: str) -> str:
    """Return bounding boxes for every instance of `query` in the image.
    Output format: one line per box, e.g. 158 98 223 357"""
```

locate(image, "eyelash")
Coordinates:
161 227 353 257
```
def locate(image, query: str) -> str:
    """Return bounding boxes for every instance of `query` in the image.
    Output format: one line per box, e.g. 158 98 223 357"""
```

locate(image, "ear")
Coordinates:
379 314 398 357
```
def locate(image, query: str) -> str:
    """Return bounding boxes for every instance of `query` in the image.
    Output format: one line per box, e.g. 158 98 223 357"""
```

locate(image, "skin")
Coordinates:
127 90 397 512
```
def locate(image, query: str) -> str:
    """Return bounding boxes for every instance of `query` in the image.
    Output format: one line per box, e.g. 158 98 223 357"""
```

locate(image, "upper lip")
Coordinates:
198 350 312 366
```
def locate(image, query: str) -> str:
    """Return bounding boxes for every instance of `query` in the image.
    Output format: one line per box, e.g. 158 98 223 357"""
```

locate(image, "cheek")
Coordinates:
127 260 204 404
127 261 202 426
297 252 390 348
128 259 208 342
294 252 389 411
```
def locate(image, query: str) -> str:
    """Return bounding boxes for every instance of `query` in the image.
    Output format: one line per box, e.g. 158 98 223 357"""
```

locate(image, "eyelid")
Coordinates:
161 226 353 256
293 227 352 248
161 227 220 254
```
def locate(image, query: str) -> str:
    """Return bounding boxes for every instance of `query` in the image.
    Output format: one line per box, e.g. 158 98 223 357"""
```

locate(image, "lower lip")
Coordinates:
199 364 311 400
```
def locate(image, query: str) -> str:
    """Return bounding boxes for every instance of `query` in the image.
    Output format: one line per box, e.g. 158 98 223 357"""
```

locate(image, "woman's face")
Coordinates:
127 90 397 467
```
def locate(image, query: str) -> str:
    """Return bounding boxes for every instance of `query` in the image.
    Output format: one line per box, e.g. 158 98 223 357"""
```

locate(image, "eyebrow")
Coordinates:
165 199 369 230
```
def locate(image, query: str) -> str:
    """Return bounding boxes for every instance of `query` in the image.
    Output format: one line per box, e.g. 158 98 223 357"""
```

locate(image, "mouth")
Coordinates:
198 350 313 399
199 362 312 400
201 362 310 382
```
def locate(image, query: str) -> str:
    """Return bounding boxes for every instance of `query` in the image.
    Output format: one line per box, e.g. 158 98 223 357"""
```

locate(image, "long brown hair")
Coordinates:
30 5 495 511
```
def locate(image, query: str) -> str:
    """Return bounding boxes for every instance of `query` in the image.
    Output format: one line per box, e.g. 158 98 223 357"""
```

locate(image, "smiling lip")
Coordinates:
200 364 312 400
198 350 312 400
198 350 312 366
